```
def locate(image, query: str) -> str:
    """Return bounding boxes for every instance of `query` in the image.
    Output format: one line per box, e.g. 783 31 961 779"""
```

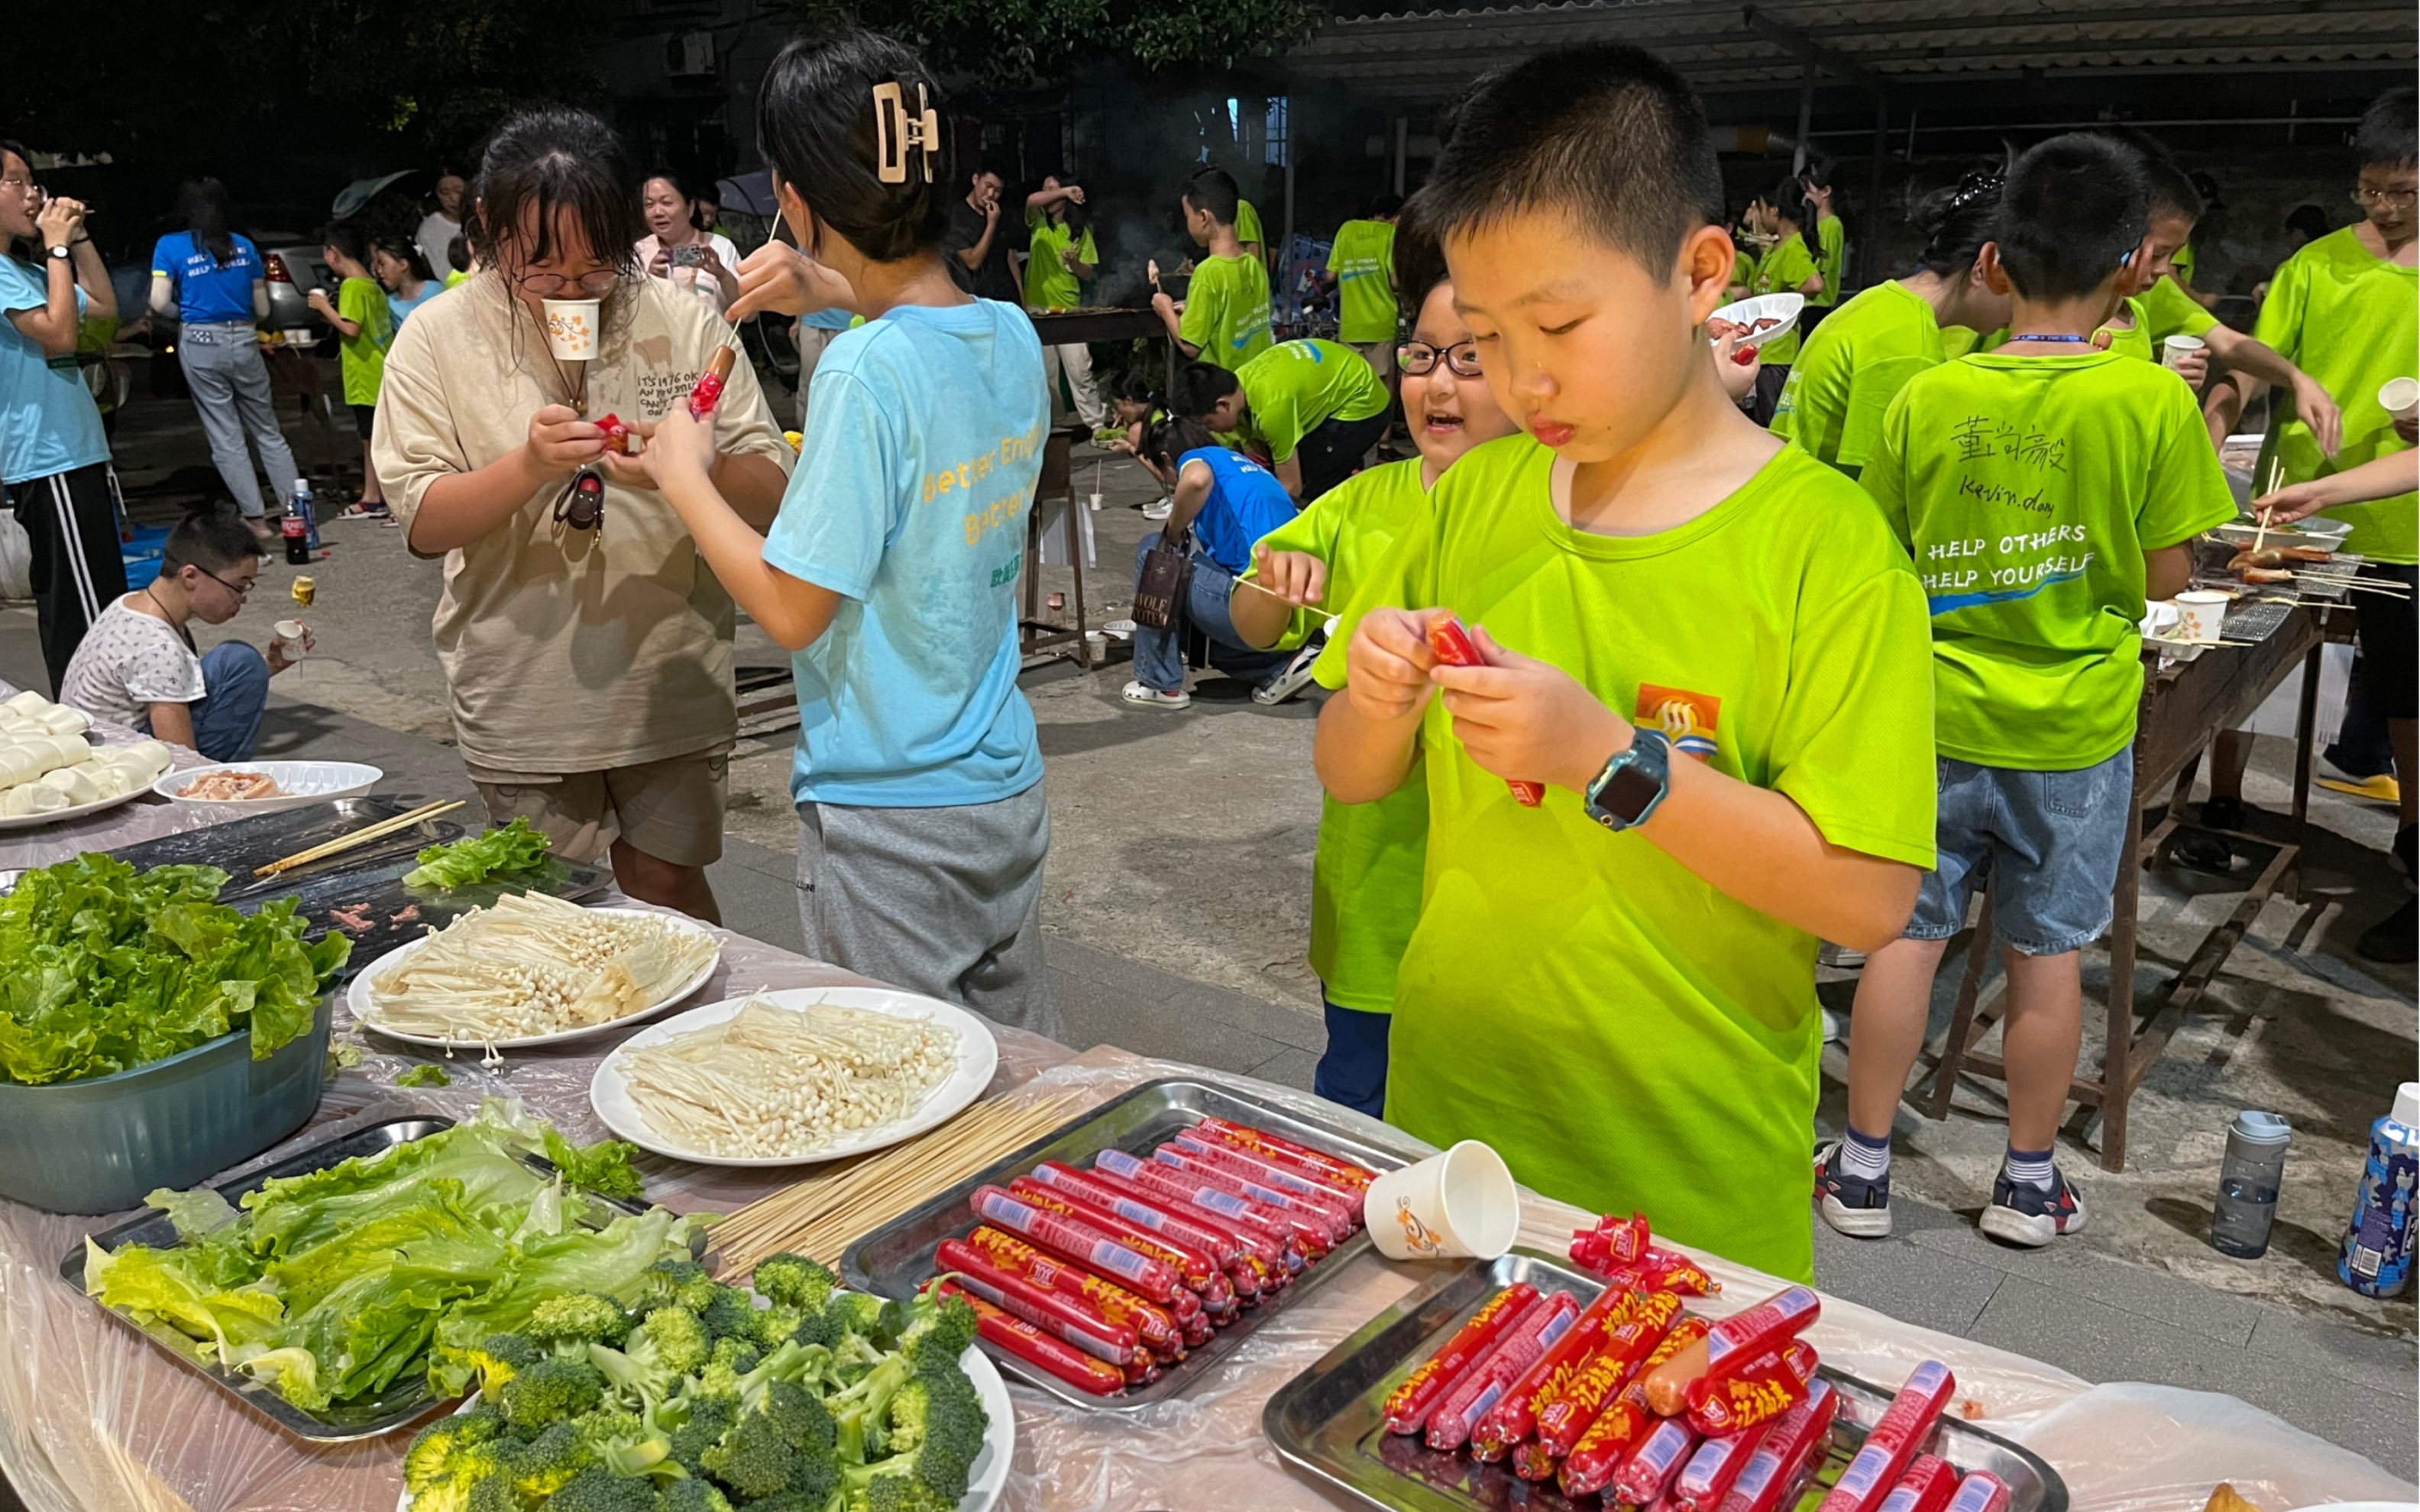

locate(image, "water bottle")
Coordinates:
292 477 320 555
2338 1082 2420 1298
2209 1110 2291 1258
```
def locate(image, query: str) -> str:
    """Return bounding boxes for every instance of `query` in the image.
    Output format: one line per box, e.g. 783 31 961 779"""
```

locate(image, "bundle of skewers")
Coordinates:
2218 512 2411 601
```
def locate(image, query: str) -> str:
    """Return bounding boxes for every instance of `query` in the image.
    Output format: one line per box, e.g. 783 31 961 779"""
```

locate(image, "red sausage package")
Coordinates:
1714 1380 1839 1512
1642 1284 1820 1415
967 1184 1187 1304
1171 1130 1367 1220
1381 1283 1542 1435
1425 615 1546 806
1878 1455 1961 1512
1188 1116 1377 1192
1686 1338 1819 1435
1672 1420 1774 1512
1425 1291 1580 1452
1468 1284 1640 1460
1612 1416 1703 1504
1532 1291 1685 1456
1094 1148 1315 1267
959 1226 1184 1358
1943 1472 2013 1512
1150 1146 1354 1246
1001 1178 1221 1292
1570 1211 1654 1272
1815 1361 1957 1512
687 346 735 418
934 1238 1142 1365
1028 1161 1247 1267
934 1281 1127 1396
1560 1316 1710 1497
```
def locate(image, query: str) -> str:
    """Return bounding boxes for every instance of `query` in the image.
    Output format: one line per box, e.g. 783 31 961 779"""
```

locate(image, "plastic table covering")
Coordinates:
1 922 2409 1512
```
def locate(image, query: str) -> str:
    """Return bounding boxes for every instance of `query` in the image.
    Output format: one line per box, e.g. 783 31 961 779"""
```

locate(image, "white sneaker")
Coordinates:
1121 680 1190 709
1141 498 1173 522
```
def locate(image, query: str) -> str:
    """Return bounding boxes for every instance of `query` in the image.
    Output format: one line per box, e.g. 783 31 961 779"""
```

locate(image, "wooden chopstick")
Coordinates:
252 800 464 878
2250 506 2272 559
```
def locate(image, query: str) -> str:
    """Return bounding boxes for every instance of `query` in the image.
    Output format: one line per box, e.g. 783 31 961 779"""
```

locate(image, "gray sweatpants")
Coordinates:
796 782 1060 1042
177 322 302 519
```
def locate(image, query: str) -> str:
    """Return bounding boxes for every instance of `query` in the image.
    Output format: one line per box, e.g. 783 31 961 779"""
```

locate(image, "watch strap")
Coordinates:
1586 726 1673 832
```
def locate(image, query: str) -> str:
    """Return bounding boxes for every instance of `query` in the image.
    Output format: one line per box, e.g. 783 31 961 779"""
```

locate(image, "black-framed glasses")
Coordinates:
515 266 621 297
199 566 255 599
1399 339 1483 378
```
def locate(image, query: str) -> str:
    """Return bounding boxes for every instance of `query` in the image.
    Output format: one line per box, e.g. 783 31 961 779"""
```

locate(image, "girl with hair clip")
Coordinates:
370 105 792 925
1771 166 2015 479
1743 178 1824 422
642 29 1061 1038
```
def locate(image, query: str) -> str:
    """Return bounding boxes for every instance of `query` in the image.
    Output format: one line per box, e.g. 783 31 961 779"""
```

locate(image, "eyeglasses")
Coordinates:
2353 186 2418 207
1399 340 1483 378
0 176 37 195
514 267 621 297
199 566 254 599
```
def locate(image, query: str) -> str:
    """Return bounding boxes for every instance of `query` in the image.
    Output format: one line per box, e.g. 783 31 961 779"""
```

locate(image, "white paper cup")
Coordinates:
271 619 308 661
2379 376 2419 422
1364 1139 1520 1262
2160 334 2205 372
2176 589 2231 644
542 299 601 360
1089 492 1103 512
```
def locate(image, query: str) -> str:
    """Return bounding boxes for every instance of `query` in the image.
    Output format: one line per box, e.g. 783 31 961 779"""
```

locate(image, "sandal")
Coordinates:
338 501 391 520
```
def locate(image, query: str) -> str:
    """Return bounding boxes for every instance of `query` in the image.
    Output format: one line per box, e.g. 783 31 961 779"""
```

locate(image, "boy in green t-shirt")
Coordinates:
1236 198 1266 266
1173 340 1390 502
1227 213 1522 1114
304 222 393 519
2196 87 2417 960
1745 181 1823 422
1024 176 1108 429
1826 136 2237 1250
1153 168 1273 366
1312 45 1936 1282
1325 195 1404 368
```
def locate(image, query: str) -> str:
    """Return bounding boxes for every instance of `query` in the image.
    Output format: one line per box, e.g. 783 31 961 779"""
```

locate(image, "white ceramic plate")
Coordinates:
154 760 383 814
392 1342 1013 1512
1708 292 1804 349
0 783 151 832
348 906 721 1052
590 986 1000 1168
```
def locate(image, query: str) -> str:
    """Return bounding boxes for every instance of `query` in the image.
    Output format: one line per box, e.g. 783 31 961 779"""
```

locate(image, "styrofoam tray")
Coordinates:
154 760 382 813
1709 291 1804 348
590 986 999 1168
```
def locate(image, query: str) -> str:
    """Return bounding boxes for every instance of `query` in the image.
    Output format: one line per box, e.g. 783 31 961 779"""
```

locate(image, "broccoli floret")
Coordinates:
848 1480 961 1512
759 1378 839 1458
662 1394 737 1478
577 1407 678 1479
527 1292 633 1351
404 1432 516 1512
748 1300 807 1352
438 1333 541 1404
403 1404 505 1494
543 1465 658 1512
510 1419 594 1498
697 1285 758 1344
699 1409 798 1501
640 1306 712 1375
644 1258 722 1313
824 1292 888 1341
655 1479 736 1512
497 1355 606 1433
884 1361 983 1469
590 1306 711 1413
903 1292 978 1365
750 1253 838 1315
709 1335 761 1375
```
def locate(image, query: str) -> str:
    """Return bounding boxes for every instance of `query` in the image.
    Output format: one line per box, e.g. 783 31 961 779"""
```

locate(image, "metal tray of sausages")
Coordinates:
59 1115 678 1443
1263 1249 2069 1512
842 1076 1408 1411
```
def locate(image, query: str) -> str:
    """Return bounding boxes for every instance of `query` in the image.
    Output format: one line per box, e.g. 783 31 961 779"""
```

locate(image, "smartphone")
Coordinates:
670 244 707 269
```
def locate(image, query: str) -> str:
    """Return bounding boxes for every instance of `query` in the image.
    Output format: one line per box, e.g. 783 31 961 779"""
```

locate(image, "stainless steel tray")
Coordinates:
841 1077 1407 1411
59 1115 665 1443
1263 1250 2069 1512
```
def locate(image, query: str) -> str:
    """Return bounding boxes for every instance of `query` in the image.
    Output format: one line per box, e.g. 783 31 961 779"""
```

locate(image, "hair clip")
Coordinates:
872 80 938 186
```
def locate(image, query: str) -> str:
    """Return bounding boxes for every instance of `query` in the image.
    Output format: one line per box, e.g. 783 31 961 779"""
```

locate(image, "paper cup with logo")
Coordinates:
2160 334 2205 373
2176 589 2231 644
541 298 602 360
2380 376 2419 424
1364 1139 1520 1262
271 619 308 661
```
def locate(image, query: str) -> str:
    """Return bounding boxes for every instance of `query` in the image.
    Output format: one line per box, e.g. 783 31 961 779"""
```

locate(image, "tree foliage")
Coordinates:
797 0 1326 89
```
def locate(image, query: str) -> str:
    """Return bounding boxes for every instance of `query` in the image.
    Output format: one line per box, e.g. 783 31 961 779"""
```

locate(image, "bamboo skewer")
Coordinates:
252 800 465 878
2289 571 2411 596
2250 505 2272 560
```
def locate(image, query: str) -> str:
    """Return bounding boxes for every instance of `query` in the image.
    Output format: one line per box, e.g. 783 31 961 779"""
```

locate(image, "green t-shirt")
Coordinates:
1241 457 1435 1013
1731 247 1758 292
1813 214 1846 308
1179 253 1274 367
1326 219 1399 344
2140 275 2218 344
1772 280 1949 478
1310 437 1936 1281
442 268 470 289
1238 339 1390 464
1235 199 1264 248
1863 351 2237 769
1024 212 1097 312
335 274 390 406
2253 227 2418 564
2172 242 2198 289
2092 298 2156 363
1752 234 1817 366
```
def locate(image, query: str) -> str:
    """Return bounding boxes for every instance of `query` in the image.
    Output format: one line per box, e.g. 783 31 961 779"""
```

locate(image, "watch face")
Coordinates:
1602 762 1661 822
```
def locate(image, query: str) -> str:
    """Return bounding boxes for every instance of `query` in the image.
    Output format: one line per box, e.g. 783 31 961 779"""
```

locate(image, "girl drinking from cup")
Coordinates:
642 30 1060 1036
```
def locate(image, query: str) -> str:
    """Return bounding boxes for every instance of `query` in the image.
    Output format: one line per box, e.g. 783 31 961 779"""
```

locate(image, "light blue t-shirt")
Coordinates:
387 281 445 330
802 306 856 331
0 260 109 486
763 298 1049 809
151 231 261 326
1179 445 1296 574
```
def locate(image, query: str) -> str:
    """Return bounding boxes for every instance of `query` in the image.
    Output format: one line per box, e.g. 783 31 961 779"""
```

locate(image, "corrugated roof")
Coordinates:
1282 0 2416 100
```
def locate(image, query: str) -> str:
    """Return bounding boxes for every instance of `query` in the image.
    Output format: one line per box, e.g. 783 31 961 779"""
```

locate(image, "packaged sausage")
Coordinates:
1943 1472 2012 1512
967 1185 1186 1304
1642 1284 1820 1415
1510 1437 1562 1481
1610 1416 1702 1503
1568 1211 1653 1273
1004 1177 1222 1291
1173 1129 1367 1218
1612 1249 1722 1298
1095 1148 1325 1260
935 1281 1127 1396
1425 615 1545 806
1471 1286 1668 1460
1189 1116 1378 1191
1713 1381 1838 1512
1159 1141 1360 1236
1425 1291 1580 1452
959 1226 1184 1358
1151 1145 1355 1246
1558 1316 1710 1497
1685 1339 1819 1436
1814 1361 1956 1512
1878 1455 1960 1512
1534 1291 1684 1455
1030 1161 1248 1265
1671 1420 1774 1512
1381 1283 1542 1434
935 1238 1144 1364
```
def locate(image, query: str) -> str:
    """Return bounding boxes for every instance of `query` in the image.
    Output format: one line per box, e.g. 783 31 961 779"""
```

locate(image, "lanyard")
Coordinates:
2006 333 2091 344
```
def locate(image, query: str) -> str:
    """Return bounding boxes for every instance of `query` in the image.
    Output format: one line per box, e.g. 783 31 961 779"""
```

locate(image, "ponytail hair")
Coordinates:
1765 176 1817 234
1909 163 2007 278
756 28 953 264
179 177 240 267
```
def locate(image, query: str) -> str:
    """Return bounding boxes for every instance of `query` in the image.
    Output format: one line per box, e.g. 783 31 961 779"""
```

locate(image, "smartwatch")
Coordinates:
1584 726 1672 833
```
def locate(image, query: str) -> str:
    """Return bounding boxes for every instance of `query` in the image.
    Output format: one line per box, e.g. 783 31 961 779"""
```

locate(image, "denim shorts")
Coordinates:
1907 748 2134 956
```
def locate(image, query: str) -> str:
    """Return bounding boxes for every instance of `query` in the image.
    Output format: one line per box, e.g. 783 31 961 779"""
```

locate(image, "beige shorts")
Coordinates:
467 745 730 869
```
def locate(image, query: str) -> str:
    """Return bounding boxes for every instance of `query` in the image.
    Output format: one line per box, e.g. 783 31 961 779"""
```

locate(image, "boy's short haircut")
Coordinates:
1419 42 1723 275
2091 128 2202 222
1144 414 1221 469
1184 167 1241 228
445 234 471 273
319 221 368 265
2284 202 2331 241
1370 192 1406 218
1392 193 1450 309
164 506 264 573
2354 86 2417 168
1992 134 2149 302
1170 360 1242 418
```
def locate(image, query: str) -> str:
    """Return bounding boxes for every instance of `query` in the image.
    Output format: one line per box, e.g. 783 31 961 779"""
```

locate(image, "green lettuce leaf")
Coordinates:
401 817 552 891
